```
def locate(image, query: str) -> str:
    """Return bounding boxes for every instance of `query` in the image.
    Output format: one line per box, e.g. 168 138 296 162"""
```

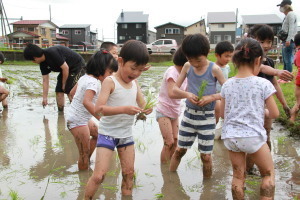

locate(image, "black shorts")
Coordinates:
55 66 86 94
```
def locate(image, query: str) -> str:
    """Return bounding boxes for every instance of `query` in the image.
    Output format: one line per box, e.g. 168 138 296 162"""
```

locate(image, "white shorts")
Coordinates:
223 135 266 154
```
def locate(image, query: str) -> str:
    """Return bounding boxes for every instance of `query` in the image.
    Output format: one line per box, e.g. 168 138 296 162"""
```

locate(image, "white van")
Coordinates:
146 39 178 55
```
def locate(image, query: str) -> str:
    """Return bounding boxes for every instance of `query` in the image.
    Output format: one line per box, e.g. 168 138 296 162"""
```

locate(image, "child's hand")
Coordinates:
142 107 153 115
124 106 143 115
187 92 199 105
197 95 214 106
276 70 293 81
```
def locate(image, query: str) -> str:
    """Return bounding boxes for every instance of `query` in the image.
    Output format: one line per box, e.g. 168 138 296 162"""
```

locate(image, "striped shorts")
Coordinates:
178 107 215 154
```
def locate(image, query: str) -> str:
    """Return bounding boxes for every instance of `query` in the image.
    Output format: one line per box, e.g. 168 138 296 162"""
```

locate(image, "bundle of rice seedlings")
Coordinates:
198 80 208 100
135 89 157 124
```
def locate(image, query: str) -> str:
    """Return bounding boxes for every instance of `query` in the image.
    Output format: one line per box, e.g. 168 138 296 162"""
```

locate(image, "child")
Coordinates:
156 46 187 164
100 41 118 60
84 40 152 199
169 34 226 179
214 41 234 125
290 33 300 122
220 38 279 199
0 52 8 107
65 49 118 170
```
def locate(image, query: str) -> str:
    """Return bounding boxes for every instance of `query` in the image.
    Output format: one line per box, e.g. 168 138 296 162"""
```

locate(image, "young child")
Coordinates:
214 41 234 125
84 40 152 199
0 52 8 107
220 38 279 199
156 46 188 164
290 33 300 122
169 34 226 179
65 49 118 170
100 41 118 60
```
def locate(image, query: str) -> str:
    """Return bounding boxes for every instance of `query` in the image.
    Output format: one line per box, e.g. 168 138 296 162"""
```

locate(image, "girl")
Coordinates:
84 40 152 199
65 49 118 170
220 38 279 200
156 46 187 164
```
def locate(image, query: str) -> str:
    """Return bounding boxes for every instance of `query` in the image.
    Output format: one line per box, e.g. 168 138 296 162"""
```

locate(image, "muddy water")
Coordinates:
0 65 299 200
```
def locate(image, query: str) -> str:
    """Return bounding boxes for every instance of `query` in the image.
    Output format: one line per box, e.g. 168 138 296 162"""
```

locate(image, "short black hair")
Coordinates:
248 24 274 42
0 52 5 64
100 42 117 51
86 49 118 77
23 43 44 60
119 40 149 65
295 33 300 47
181 34 210 58
215 41 234 56
172 46 187 66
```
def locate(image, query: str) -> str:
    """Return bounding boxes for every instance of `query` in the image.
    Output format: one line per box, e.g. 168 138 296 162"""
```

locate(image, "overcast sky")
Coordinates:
4 0 300 43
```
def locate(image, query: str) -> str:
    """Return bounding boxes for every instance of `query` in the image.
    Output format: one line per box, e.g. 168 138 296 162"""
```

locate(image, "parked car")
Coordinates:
146 39 178 55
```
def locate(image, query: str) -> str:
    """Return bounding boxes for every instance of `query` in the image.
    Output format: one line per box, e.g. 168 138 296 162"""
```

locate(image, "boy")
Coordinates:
169 34 225 178
214 41 234 125
100 41 118 60
0 52 8 108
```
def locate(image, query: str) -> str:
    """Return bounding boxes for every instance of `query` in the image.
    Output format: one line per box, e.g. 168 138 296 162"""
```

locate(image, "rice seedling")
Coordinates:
145 172 156 178
135 88 157 124
197 80 208 100
60 192 67 198
102 184 118 192
9 189 23 200
155 193 164 199
277 136 287 145
6 79 14 84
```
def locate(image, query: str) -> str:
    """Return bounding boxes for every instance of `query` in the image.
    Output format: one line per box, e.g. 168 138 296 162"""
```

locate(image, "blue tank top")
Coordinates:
185 61 217 111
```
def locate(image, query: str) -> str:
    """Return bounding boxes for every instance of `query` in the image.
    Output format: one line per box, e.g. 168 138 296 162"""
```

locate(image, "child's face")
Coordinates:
257 38 273 53
216 51 233 66
187 55 207 68
118 58 146 83
109 46 118 60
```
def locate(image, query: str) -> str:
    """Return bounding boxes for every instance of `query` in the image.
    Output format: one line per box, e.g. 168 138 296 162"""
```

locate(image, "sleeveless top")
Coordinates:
98 76 138 138
185 62 217 111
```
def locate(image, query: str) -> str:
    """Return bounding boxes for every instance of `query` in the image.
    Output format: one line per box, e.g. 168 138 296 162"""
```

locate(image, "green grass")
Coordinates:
3 61 36 65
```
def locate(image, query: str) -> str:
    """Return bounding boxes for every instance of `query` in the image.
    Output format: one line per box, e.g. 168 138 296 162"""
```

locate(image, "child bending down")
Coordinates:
156 46 187 164
0 52 8 108
220 38 279 200
169 34 226 179
65 49 118 170
84 40 152 199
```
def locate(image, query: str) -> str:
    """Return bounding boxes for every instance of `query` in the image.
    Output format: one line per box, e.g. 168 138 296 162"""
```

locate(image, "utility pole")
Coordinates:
49 5 52 21
0 0 12 44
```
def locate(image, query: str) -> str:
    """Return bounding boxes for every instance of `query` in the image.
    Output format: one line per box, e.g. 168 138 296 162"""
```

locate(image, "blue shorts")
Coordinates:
178 107 215 154
96 134 134 151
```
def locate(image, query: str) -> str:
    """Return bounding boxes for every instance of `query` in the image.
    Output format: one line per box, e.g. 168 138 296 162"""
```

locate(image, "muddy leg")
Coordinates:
56 92 65 111
88 119 98 158
158 117 175 164
169 148 187 171
2 98 7 108
264 117 273 151
201 153 212 179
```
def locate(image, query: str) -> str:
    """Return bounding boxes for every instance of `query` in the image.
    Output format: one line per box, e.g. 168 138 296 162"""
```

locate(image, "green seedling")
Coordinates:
6 79 14 84
135 89 157 123
198 80 208 100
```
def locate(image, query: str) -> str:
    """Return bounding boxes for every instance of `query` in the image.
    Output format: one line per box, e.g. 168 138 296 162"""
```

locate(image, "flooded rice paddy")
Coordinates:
0 65 299 200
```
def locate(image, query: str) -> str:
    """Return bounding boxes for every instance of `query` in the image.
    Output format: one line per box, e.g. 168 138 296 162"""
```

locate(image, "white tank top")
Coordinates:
98 76 138 138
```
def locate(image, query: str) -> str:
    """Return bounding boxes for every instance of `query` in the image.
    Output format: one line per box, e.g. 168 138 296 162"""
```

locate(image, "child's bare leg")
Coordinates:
201 153 212 178
229 151 246 200
56 92 65 111
214 100 221 124
170 120 179 158
70 126 91 170
169 147 187 171
84 147 113 200
2 98 7 108
118 145 135 196
88 120 98 158
0 86 8 102
264 116 273 151
158 117 178 164
251 143 275 200
290 86 300 122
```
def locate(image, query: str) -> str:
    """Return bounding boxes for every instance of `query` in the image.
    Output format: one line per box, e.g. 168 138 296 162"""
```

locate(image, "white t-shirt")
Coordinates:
67 74 100 122
220 76 276 139
216 64 230 92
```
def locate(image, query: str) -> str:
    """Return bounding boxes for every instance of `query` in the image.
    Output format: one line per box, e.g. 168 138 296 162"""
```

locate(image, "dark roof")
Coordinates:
8 30 40 37
154 22 185 29
207 12 236 23
11 20 58 28
116 11 148 23
242 14 282 25
60 24 91 28
56 34 69 40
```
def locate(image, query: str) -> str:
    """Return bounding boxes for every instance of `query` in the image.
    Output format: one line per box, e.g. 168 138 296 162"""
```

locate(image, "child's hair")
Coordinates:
215 41 234 56
232 38 264 68
248 24 274 42
23 43 44 60
181 34 210 58
119 40 149 65
173 46 187 67
86 49 118 77
0 52 5 64
100 42 117 51
295 33 300 46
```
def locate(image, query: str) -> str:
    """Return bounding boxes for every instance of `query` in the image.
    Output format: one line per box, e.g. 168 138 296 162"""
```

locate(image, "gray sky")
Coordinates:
4 0 300 43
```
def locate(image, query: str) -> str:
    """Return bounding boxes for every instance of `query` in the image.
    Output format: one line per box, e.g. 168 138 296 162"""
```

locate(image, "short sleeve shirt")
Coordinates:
40 45 84 75
257 57 275 82
220 76 276 139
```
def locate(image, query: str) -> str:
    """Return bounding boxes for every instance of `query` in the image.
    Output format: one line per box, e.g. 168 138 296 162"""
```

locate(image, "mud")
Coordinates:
0 65 299 199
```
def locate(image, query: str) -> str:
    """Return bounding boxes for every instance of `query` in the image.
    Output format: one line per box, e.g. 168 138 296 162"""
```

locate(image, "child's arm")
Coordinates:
220 97 225 119
260 64 293 81
265 95 279 119
83 90 99 120
60 62 69 92
271 77 290 116
95 78 142 117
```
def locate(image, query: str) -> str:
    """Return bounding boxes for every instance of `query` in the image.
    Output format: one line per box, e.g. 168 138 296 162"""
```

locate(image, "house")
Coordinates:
154 22 185 45
116 11 149 44
184 19 207 36
207 12 237 48
8 20 60 47
148 30 156 44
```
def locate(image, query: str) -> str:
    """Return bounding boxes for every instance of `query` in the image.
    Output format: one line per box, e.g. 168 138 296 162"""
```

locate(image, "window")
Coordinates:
224 35 232 42
51 30 56 38
17 27 24 31
214 35 221 44
41 28 46 35
165 28 180 34
28 27 34 32
61 30 69 35
218 24 225 28
136 36 142 41
164 40 172 45
119 36 125 40
153 40 163 45
136 24 142 29
75 30 81 35
122 24 127 29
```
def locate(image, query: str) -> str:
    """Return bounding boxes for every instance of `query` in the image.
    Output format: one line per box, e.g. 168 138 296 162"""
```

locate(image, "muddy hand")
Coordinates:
142 107 153 115
277 70 293 81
